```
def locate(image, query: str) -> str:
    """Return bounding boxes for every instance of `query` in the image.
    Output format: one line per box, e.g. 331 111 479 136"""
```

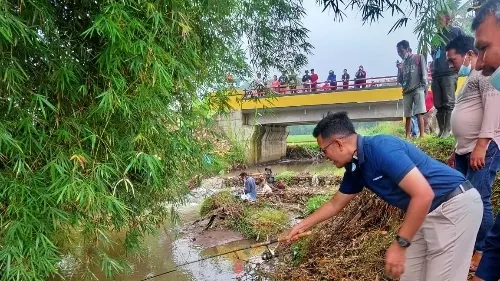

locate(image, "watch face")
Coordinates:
397 236 411 247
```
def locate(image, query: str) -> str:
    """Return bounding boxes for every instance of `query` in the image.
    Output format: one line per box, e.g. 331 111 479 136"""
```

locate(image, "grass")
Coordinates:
287 135 315 144
287 121 456 163
200 191 291 241
275 171 297 185
305 195 331 215
199 189 237 216
287 121 405 145
235 208 290 240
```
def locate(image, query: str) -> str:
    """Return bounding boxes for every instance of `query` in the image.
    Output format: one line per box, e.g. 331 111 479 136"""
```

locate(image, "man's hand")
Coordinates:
287 223 306 242
385 241 406 279
470 143 487 170
447 152 456 168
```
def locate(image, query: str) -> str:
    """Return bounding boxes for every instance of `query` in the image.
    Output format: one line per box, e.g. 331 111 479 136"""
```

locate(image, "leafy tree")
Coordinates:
318 0 476 55
0 0 311 280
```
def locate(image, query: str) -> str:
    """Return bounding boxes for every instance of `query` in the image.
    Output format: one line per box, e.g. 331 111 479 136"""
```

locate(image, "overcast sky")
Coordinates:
291 2 419 79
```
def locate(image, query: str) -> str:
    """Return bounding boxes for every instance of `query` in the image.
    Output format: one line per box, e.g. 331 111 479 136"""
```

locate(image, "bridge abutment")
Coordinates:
216 111 288 164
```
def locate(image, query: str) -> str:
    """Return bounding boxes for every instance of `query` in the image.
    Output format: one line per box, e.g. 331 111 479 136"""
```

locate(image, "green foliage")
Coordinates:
275 171 297 185
201 192 290 241
357 121 405 137
0 0 311 280
224 138 247 166
305 195 330 215
413 0 474 56
200 190 237 217
318 0 474 55
413 136 455 163
291 239 309 265
287 135 316 144
288 125 316 136
234 208 290 240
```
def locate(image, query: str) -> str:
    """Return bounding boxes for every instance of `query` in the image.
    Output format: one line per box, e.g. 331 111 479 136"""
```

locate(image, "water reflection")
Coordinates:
172 237 267 281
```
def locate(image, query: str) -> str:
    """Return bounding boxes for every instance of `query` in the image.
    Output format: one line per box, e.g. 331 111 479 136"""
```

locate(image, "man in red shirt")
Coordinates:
423 90 437 134
310 69 319 91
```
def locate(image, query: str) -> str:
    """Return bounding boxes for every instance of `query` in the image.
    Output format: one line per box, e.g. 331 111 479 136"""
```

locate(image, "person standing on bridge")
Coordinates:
287 111 482 281
355 65 367 88
397 40 428 139
444 34 500 273
342 69 350 89
302 70 311 92
310 69 319 92
469 1 500 280
431 14 465 138
327 70 337 90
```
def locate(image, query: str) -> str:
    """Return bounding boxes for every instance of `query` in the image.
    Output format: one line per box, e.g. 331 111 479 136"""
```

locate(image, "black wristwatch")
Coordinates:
396 235 411 248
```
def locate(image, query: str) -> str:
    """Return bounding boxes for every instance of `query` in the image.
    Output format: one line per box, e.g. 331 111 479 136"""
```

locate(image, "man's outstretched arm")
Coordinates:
287 191 357 239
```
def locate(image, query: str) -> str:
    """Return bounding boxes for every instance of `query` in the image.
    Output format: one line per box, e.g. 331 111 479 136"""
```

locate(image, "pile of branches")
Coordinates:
264 188 333 205
274 190 404 281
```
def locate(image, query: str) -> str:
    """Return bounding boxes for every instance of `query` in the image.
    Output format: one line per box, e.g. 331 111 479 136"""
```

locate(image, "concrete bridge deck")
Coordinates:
217 77 466 163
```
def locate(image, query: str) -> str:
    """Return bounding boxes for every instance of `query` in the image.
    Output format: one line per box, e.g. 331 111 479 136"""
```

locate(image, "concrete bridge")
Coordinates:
217 77 466 164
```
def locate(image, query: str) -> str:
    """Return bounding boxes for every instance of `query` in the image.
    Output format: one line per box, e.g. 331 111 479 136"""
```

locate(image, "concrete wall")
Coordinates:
260 125 288 163
216 111 288 164
245 100 403 125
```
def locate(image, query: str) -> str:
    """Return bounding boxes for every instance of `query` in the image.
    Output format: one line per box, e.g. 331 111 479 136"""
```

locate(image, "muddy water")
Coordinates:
56 161 329 281
54 177 274 281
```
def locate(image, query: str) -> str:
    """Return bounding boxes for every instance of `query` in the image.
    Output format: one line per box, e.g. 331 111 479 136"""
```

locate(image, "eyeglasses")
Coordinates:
320 140 336 154
319 134 352 154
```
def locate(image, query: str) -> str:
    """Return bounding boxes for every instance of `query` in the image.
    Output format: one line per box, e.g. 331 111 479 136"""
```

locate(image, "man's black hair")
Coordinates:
310 69 315 72
239 172 248 177
445 35 479 55
396 40 410 49
312 112 356 139
472 0 500 31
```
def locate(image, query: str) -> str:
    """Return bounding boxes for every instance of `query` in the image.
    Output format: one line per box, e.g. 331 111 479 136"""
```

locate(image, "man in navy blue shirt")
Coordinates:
239 172 257 201
287 112 482 281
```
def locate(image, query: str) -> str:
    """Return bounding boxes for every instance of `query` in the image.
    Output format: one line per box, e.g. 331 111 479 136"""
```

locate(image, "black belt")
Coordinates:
443 180 474 202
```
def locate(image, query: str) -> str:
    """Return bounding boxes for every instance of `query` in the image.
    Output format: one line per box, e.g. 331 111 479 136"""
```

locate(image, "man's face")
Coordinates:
344 70 347 74
397 46 409 60
446 49 466 72
317 135 350 168
475 14 500 76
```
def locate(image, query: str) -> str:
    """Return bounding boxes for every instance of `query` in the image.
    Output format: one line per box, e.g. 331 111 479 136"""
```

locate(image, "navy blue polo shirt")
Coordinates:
340 134 466 212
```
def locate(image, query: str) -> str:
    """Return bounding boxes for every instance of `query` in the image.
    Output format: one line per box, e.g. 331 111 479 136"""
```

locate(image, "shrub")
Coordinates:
305 195 331 215
199 190 237 217
275 171 297 185
240 208 290 240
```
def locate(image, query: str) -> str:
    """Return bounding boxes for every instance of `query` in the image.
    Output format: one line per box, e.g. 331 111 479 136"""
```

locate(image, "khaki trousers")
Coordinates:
401 188 483 281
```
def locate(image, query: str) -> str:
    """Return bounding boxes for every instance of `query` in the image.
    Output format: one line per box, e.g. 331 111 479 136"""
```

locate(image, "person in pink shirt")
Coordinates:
271 75 280 93
310 69 319 91
321 81 330 91
423 90 437 134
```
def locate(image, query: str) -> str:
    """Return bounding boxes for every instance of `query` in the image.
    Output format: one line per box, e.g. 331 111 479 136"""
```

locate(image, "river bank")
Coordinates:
200 133 500 281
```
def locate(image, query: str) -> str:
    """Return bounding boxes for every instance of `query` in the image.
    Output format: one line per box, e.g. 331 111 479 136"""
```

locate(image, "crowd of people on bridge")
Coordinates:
285 1 500 281
247 65 400 97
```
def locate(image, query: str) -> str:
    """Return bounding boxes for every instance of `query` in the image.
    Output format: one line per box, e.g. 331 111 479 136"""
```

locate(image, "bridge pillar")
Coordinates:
259 125 289 163
216 111 288 164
